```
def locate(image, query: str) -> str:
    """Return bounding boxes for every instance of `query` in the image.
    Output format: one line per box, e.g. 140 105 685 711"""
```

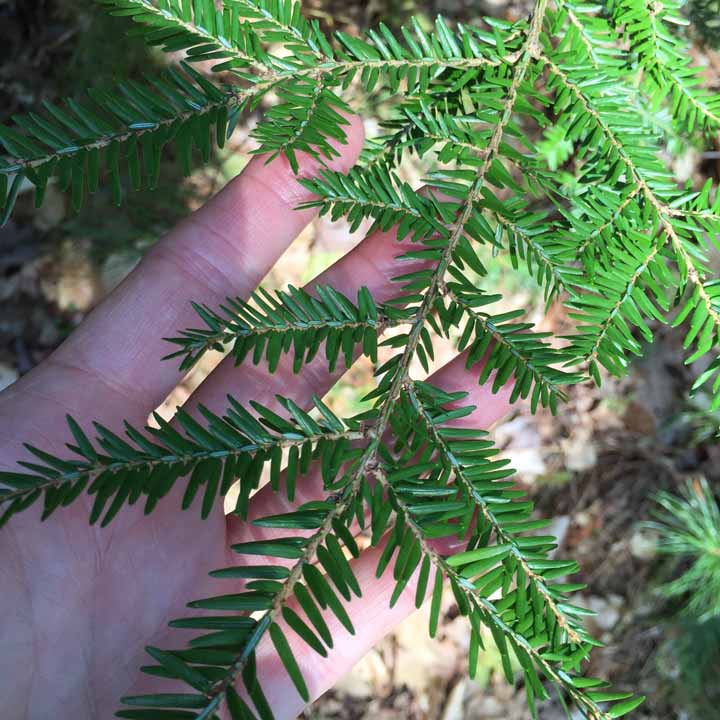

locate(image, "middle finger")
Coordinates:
225 351 514 548
184 223 433 415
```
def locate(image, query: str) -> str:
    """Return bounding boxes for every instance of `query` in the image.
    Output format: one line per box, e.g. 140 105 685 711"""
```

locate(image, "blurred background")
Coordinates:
2 0 720 717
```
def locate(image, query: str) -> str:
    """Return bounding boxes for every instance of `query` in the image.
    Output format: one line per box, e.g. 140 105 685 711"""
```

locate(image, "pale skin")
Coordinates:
0 115 512 719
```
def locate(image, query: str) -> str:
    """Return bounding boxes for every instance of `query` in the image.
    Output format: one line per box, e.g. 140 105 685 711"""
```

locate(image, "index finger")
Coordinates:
8 118 364 430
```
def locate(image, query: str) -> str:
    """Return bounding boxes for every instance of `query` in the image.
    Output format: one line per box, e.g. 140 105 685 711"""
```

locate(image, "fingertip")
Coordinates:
430 352 513 429
331 111 366 159
237 112 364 207
295 111 365 179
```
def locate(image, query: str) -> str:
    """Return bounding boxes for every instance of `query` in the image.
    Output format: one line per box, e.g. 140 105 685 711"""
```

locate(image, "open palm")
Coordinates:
0 116 511 720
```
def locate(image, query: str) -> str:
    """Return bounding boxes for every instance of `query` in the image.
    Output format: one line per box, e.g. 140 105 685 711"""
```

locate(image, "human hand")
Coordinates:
0 116 512 720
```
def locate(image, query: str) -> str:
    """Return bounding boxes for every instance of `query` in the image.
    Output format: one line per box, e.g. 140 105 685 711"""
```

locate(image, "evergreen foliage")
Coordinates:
2 0 719 717
649 477 720 622
648 479 720 718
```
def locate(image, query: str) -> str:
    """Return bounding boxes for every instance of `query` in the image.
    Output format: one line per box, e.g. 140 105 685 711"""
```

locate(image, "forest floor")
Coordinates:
1 1 720 718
